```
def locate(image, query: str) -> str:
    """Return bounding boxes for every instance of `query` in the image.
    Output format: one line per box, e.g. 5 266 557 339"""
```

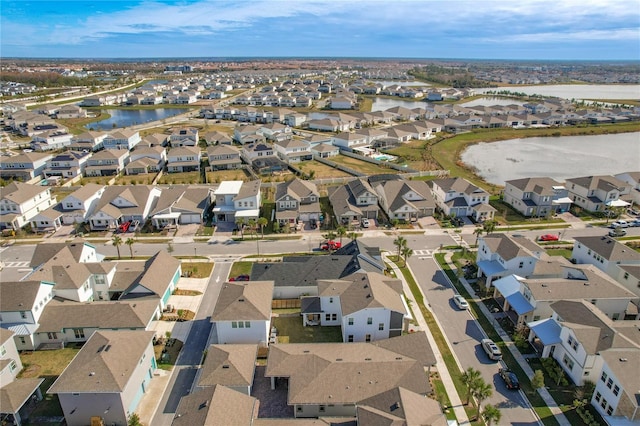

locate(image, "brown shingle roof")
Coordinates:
212 281 273 321
172 385 257 426
197 344 257 388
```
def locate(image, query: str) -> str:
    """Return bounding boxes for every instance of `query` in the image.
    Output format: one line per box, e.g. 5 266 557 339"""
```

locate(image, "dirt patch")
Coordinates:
154 338 184 368
18 363 42 379
173 289 202 296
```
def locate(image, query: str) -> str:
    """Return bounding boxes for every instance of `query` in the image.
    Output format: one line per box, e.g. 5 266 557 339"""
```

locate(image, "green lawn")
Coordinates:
330 154 400 175
229 261 254 278
180 261 214 278
158 171 201 184
19 347 82 378
272 314 343 343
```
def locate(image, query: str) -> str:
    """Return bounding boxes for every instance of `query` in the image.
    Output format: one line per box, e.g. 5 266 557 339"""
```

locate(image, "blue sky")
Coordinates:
1 0 639 60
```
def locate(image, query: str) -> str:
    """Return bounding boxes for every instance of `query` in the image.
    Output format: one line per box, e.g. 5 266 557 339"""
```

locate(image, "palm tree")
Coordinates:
336 226 346 245
473 227 484 245
482 404 501 426
472 379 493 420
112 235 123 260
348 231 358 242
401 246 413 266
483 220 496 234
393 235 407 261
248 219 257 239
125 237 135 259
461 367 481 405
236 217 245 240
257 217 268 239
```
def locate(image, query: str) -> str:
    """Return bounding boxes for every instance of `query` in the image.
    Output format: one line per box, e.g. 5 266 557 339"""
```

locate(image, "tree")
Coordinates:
461 367 481 405
401 246 413 266
248 219 257 239
471 379 493 420
393 235 407 261
483 220 496 234
336 226 346 245
236 217 246 240
112 235 123 260
348 231 358 242
531 369 545 391
482 404 501 426
473 227 484 245
125 237 135 259
128 412 142 426
257 217 268 239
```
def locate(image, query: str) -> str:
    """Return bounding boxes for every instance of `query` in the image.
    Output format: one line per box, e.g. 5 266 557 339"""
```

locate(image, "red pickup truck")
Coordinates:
320 240 342 251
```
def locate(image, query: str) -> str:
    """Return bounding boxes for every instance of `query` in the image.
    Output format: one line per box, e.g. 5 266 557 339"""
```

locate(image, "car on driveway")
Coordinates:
453 294 469 310
629 219 640 227
499 367 520 390
538 234 559 242
361 218 370 228
481 338 502 361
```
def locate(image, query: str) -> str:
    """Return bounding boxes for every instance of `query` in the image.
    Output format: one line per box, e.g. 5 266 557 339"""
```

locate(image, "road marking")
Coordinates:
2 261 30 268
413 249 432 257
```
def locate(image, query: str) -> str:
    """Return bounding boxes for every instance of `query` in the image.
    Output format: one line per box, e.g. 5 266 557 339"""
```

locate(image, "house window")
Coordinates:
19 337 25 345
238 321 244 328
348 318 354 325
367 317 372 325
325 314 331 321
562 354 574 370
378 323 384 331
73 329 85 339
47 332 57 340
329 297 333 303
232 321 238 328
606 406 613 416
607 378 613 389
9 361 17 373
601 372 607 383
20 311 27 319
297 407 302 412
319 406 326 413
595 392 601 402
245 321 250 328
613 385 620 396
0 345 5 356
601 398 607 409
365 334 371 342
331 314 337 321
348 335 354 342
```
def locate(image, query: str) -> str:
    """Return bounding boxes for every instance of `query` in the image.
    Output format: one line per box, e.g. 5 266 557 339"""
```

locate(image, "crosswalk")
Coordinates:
2 261 30 268
413 249 433 259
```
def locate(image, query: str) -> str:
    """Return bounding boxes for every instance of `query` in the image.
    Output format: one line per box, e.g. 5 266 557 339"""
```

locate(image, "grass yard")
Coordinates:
115 173 157 185
19 346 82 378
207 169 253 183
297 160 351 179
158 171 202 184
180 261 214 278
330 154 400 175
229 261 254 278
272 314 343 343
385 139 442 171
80 176 114 185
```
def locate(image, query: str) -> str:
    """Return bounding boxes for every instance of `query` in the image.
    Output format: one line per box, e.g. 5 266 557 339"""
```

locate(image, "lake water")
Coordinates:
376 80 431 88
461 97 525 107
475 84 640 101
86 108 187 130
460 133 640 185
372 98 427 111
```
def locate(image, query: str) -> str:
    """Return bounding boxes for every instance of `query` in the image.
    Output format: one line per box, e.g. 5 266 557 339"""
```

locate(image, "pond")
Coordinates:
474 84 640 101
460 132 640 185
461 97 525 107
375 80 431 88
371 98 427 112
86 108 187 130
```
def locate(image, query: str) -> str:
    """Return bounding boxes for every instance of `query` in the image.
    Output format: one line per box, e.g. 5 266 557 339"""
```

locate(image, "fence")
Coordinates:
272 299 301 309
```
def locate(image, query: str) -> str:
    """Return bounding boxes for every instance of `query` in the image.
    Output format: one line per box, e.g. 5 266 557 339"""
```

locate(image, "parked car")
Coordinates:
609 228 627 237
361 218 370 228
453 294 469 310
629 219 640 227
117 220 131 233
627 208 639 216
499 367 520 390
610 220 629 228
481 338 502 361
538 234 559 242
320 240 342 250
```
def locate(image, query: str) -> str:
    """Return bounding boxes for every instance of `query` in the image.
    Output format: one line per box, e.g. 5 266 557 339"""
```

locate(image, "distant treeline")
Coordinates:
408 65 497 88
0 71 100 88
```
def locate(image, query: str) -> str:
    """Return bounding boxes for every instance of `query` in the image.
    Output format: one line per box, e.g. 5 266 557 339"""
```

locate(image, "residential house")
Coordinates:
273 138 312 163
257 123 292 142
69 131 108 152
311 143 340 158
329 178 379 226
196 344 257 395
331 132 367 151
0 182 57 230
150 186 211 228
203 131 233 146
302 271 408 342
476 233 547 288
167 146 201 173
102 130 141 151
125 145 166 175
504 177 573 217
169 127 199 147
172 385 257 426
0 151 52 182
593 348 640 422
0 375 44 426
29 240 105 270
207 145 242 171
57 184 105 225
614 171 640 206
48 330 156 426
56 105 87 119
30 129 73 151
139 133 168 147
431 177 496 222
241 143 285 175
373 177 435 221
566 175 629 213
84 149 129 177
43 151 91 179
330 96 354 109
233 125 261 144
211 281 274 345
88 185 161 231
0 329 22 383
274 178 321 226
356 386 447 426
265 332 435 418
212 180 261 223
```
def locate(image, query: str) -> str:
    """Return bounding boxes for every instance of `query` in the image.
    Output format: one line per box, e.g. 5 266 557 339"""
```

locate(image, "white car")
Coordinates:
361 218 370 228
481 338 502 361
453 294 469 310
611 220 629 228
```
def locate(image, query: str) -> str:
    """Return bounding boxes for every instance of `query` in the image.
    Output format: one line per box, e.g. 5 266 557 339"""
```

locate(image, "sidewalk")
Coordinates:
383 253 470 426
443 252 571 426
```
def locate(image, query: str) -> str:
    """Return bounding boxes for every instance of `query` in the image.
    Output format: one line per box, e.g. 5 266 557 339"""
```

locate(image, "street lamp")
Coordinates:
194 247 197 258
256 237 260 256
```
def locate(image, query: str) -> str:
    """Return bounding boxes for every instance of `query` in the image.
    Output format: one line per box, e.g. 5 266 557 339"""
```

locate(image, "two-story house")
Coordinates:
212 180 261 223
30 129 74 151
503 177 573 217
84 149 130 177
0 182 57 231
431 177 496 222
614 171 640 206
372 176 435 221
88 185 161 231
566 175 629 213
593 348 640 422
169 127 199 147
167 146 201 173
149 186 211 228
206 145 242 171
329 178 379 226
273 139 312 163
102 129 141 151
43 151 91 179
0 151 52 182
56 104 87 119
274 178 321 226
57 184 105 225
331 132 367 151
69 131 108 152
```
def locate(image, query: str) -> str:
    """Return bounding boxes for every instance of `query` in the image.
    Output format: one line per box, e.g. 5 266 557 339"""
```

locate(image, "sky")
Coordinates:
1 0 639 60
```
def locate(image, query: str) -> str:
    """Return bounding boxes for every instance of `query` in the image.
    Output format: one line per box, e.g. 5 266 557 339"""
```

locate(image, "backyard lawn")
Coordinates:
296 160 351 179
115 173 157 185
207 169 253 183
272 314 343 343
158 171 202 184
329 154 400 175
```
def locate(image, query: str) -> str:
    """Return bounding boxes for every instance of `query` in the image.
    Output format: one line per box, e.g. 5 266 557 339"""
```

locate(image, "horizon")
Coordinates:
1 0 639 60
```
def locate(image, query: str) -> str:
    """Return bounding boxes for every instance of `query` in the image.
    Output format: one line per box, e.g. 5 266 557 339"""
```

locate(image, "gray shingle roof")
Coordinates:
574 236 640 262
197 344 257 388
212 281 273 321
173 385 257 426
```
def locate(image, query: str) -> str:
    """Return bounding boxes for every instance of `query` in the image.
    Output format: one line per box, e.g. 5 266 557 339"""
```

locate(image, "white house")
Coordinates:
48 330 156 426
149 187 211 228
273 138 312 163
212 180 261 223
0 182 57 231
593 348 640 422
431 177 496 222
43 151 91 179
88 185 161 231
103 130 141 151
0 151 52 182
169 127 199 147
0 328 22 383
196 344 257 395
167 146 201 173
566 175 629 213
57 184 105 225
614 171 640 206
69 131 108 152
331 132 367 151
503 177 572 217
211 281 274 345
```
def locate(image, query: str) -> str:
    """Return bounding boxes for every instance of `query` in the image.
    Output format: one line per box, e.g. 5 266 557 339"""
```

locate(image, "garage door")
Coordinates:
180 214 201 224
299 213 309 221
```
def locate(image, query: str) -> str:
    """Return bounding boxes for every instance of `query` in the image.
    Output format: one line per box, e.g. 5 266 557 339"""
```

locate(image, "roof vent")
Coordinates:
336 358 343 361
365 357 372 361
222 365 230 369
584 282 590 286
89 372 95 376
620 358 628 362
104 345 111 352
366 294 371 298
390 402 400 411
199 401 209 409
303 350 310 353
238 298 245 302
395 357 402 360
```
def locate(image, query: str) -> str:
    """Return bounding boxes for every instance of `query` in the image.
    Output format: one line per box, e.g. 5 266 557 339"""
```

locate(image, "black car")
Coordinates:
499 367 520 390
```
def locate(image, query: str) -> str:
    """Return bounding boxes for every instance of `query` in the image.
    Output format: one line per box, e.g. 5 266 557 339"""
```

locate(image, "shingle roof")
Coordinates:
0 378 45 413
133 250 181 297
172 385 257 426
574 236 640 262
197 344 257 388
357 386 447 426
48 330 154 393
235 180 261 200
212 281 273 321
599 348 640 409
0 281 51 312
505 177 561 194
275 178 319 202
1 181 49 205
29 240 94 268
